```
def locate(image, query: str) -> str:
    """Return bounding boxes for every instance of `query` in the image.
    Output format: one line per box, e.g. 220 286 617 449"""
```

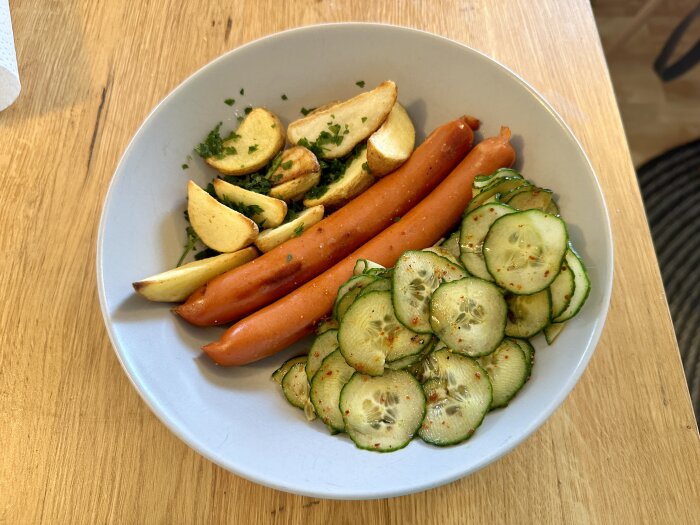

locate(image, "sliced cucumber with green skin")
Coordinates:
281 361 316 420
423 245 462 267
506 187 556 213
353 259 385 276
418 350 492 446
473 168 522 195
306 329 339 381
508 337 535 377
339 291 430 375
429 277 507 357
438 231 462 260
333 273 376 320
483 209 568 294
386 338 436 372
505 288 551 338
358 277 392 297
499 182 534 203
340 370 425 452
550 262 575 319
460 203 517 281
392 251 467 334
553 248 590 322
272 355 307 384
309 350 355 433
467 176 526 212
477 339 528 408
544 322 566 344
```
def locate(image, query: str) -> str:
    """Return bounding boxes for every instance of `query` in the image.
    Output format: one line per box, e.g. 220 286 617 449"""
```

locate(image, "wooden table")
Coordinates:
2 1 699 522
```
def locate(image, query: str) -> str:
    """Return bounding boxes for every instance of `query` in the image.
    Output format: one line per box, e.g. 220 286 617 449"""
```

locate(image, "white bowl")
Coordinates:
97 23 613 499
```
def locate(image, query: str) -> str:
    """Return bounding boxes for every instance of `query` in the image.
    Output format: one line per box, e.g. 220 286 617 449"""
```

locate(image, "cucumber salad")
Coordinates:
272 167 590 452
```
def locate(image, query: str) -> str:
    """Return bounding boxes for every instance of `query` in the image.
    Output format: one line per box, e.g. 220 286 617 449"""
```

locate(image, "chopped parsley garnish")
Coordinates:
181 164 189 170
223 172 273 195
237 116 244 122
355 80 365 88
217 195 265 227
244 106 253 115
224 98 235 106
226 131 241 141
361 161 371 174
281 94 288 100
284 199 305 223
177 226 199 267
195 122 225 158
281 160 293 170
248 144 259 154
286 254 293 262
293 223 305 237
305 143 366 199
239 88 245 95
221 146 237 157
392 216 402 222
300 107 316 116
361 116 367 123
194 247 219 260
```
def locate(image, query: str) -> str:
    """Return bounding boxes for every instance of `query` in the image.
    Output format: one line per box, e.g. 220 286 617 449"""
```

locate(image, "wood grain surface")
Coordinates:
1 1 698 523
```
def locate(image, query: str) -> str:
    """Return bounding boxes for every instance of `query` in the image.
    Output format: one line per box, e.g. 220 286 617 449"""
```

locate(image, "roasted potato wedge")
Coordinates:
212 178 287 228
286 81 397 159
132 247 257 302
269 146 320 185
255 205 325 253
187 180 258 252
303 148 375 209
366 102 416 176
269 170 321 202
206 108 285 175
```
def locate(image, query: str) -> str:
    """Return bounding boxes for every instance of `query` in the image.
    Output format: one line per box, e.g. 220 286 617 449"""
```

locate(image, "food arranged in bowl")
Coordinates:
132 80 590 453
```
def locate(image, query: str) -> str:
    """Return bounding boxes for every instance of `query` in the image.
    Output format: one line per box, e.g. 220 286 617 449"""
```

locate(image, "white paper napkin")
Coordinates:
0 0 20 111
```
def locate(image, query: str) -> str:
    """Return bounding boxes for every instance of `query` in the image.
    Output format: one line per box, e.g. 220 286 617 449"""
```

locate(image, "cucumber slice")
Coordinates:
544 322 566 344
467 176 526 212
315 317 339 335
418 350 492 446
499 182 534 203
281 361 316 420
483 209 568 294
508 337 535 377
340 370 425 452
306 329 339 381
338 291 430 375
392 251 467 333
553 248 590 322
438 231 462 260
477 339 528 408
386 338 436 371
504 288 551 338
506 187 557 213
358 277 392 297
272 355 307 384
310 350 355 433
423 245 462 267
460 203 516 281
353 259 385 275
549 262 575 318
429 277 507 357
333 274 377 320
473 168 522 194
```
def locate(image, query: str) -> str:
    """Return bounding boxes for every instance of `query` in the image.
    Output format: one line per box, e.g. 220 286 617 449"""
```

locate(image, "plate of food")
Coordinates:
97 23 612 499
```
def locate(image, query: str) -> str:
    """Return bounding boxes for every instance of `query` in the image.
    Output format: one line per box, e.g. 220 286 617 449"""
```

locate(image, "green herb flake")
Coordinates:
392 216 402 223
218 195 265 227
293 223 305 237
362 162 371 174
355 80 365 88
177 226 200 267
195 122 225 158
300 107 316 116
223 172 273 195
286 254 293 262
194 247 219 261
224 146 237 155
181 164 189 170
281 160 293 170
237 116 244 122
361 116 367 123
281 94 288 100
244 106 253 115
224 98 235 106
248 144 259 154
226 131 241 141
239 88 245 95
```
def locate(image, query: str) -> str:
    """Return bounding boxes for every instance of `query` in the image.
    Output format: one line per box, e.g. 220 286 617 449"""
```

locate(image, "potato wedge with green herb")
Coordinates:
206 108 285 175
303 148 375 209
269 170 321 202
366 102 415 176
254 205 325 253
269 146 320 185
187 181 258 252
132 247 257 302
212 178 287 228
286 81 397 159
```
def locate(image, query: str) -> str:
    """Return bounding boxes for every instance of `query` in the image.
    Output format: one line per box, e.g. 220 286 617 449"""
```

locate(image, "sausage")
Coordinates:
175 116 479 326
202 127 516 366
